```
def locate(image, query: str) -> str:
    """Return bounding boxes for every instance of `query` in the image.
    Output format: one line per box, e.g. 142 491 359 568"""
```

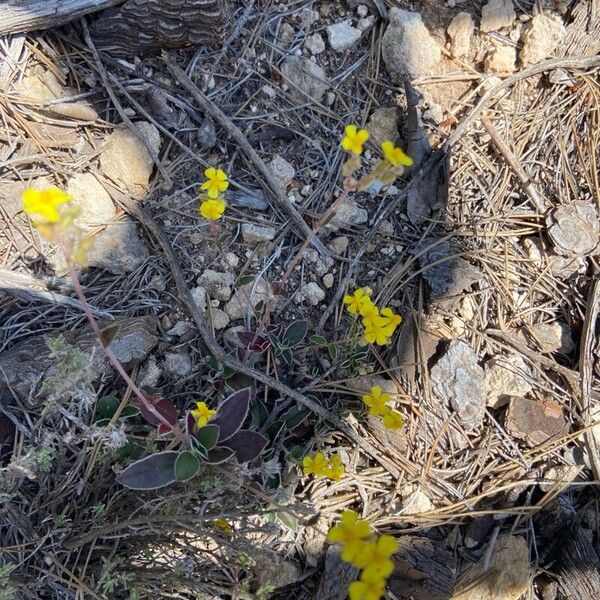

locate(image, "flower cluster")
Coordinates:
362 385 404 431
327 510 398 600
343 288 403 346
340 124 413 186
302 451 345 482
21 187 93 266
190 401 217 427
199 167 228 220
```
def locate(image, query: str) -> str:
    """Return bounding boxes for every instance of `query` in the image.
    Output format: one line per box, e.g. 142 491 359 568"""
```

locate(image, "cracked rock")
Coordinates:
520 13 565 66
547 201 600 257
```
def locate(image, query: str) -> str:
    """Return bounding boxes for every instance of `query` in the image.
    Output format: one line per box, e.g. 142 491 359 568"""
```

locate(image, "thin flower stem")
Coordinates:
62 245 187 445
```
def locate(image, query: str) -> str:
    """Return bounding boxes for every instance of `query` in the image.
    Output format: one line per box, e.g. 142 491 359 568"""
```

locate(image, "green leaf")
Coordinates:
226 372 253 391
284 407 311 430
309 334 328 346
117 451 179 490
175 451 200 482
96 395 120 420
95 418 111 427
235 274 255 287
120 405 140 419
190 436 207 458
251 399 268 428
278 511 299 532
283 320 308 347
194 424 220 451
206 356 220 372
205 447 235 465
115 439 143 461
328 344 340 360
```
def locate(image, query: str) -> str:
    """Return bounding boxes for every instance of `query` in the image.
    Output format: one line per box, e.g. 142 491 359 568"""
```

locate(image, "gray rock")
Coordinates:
269 155 296 189
382 8 441 80
225 278 273 320
86 218 149 274
484 354 532 409
241 223 277 244
139 354 161 388
366 107 398 146
322 273 334 289
480 0 516 33
226 188 269 211
447 12 474 58
520 13 565 66
164 351 192 377
331 197 368 228
280 56 330 103
198 269 235 301
67 173 116 229
191 286 207 311
198 118 217 148
279 22 295 43
357 16 376 32
430 340 487 428
209 308 230 330
547 201 600 257
327 20 362 52
305 33 326 55
528 322 575 355
167 321 193 337
295 281 326 305
328 235 349 254
223 325 247 348
99 122 160 197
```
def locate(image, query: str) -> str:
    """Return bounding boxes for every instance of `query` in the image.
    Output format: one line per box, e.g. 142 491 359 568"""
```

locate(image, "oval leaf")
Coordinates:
283 320 308 347
221 430 268 463
213 388 251 442
194 424 220 451
133 395 178 427
175 451 200 482
120 405 140 419
117 451 178 490
205 446 235 465
96 395 120 420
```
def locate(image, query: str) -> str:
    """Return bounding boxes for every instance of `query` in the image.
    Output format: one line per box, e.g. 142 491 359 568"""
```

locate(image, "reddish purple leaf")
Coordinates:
157 423 172 435
205 446 235 464
133 395 178 427
117 451 178 490
212 388 251 442
237 331 271 353
221 430 268 463
186 411 196 438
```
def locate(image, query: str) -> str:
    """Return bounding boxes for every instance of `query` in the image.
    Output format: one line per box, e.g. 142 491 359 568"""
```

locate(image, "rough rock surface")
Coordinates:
269 155 296 189
67 173 116 228
241 223 277 245
86 219 149 274
447 12 474 58
280 56 329 102
528 321 575 355
382 8 441 80
484 43 516 73
331 197 368 228
294 281 326 306
198 269 235 301
547 201 600 256
304 33 326 55
225 278 273 320
99 122 160 196
327 20 362 52
484 354 532 409
505 396 568 447
366 107 398 146
520 13 566 66
480 0 516 33
430 340 487 428
164 351 192 377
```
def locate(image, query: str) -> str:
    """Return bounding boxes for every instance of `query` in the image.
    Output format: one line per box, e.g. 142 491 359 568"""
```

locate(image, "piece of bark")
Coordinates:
1 1 123 35
315 545 359 600
0 316 157 403
387 535 457 600
557 526 600 600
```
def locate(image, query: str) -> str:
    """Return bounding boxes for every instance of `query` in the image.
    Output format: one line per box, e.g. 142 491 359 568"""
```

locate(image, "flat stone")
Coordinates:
382 8 441 80
366 107 398 146
209 308 230 330
269 155 296 189
528 321 575 355
225 278 273 320
294 281 326 306
191 286 207 311
484 42 516 73
86 218 149 274
331 197 368 228
198 269 235 301
99 122 160 197
430 340 487 428
484 354 532 409
401 485 434 514
520 13 565 66
67 173 116 229
547 201 600 256
327 20 362 52
505 396 568 447
305 33 326 55
451 535 530 600
328 235 349 254
280 56 330 103
241 223 278 245
164 351 192 377
480 0 516 33
447 12 474 58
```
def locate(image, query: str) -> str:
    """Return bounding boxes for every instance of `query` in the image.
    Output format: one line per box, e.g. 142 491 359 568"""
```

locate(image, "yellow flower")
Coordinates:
381 141 413 167
354 535 398 577
199 197 226 220
341 125 369 155
362 385 391 417
360 300 380 323
327 454 345 482
327 510 372 563
201 167 229 199
303 451 331 478
343 287 373 316
381 407 404 430
363 318 392 346
377 307 403 335
213 518 233 535
22 187 70 224
348 570 386 600
190 401 217 427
